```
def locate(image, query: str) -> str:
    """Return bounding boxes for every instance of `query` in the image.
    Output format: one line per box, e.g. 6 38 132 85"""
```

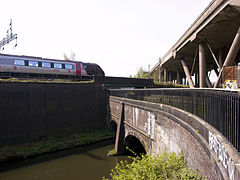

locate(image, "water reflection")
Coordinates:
0 140 129 180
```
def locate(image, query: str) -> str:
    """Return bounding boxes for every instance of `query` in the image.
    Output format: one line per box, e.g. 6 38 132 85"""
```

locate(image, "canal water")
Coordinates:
0 140 129 180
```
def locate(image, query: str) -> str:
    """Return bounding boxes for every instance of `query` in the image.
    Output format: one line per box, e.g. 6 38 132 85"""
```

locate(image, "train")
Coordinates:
0 53 104 79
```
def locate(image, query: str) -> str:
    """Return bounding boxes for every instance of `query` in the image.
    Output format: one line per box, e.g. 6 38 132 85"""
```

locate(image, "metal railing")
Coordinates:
109 88 240 152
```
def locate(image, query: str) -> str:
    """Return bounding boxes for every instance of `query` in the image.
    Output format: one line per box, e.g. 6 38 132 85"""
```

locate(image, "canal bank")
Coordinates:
0 129 114 168
0 139 130 180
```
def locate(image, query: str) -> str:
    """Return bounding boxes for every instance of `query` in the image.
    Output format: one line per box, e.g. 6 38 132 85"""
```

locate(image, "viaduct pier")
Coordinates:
150 0 240 89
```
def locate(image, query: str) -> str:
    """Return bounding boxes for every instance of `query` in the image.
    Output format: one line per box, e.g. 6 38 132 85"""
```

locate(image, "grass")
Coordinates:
0 78 94 84
107 148 117 156
0 129 114 163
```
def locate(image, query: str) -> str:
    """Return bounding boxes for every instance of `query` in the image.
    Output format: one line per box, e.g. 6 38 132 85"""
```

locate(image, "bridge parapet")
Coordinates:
110 88 240 152
108 94 240 179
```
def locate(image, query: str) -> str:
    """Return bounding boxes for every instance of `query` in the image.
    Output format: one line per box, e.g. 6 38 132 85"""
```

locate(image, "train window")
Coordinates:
29 61 38 67
54 63 62 69
25 60 29 66
81 64 87 73
65 64 73 70
42 62 51 68
14 60 25 66
62 64 65 69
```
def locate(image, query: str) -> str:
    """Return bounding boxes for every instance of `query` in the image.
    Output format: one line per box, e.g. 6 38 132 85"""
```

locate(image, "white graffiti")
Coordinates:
209 131 235 180
135 108 139 124
147 112 155 138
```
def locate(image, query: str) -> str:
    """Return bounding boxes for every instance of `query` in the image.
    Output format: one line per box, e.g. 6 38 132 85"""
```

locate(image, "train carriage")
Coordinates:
0 54 104 79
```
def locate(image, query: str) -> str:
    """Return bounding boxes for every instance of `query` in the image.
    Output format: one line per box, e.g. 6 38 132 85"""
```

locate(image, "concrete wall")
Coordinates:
109 96 240 180
0 82 106 145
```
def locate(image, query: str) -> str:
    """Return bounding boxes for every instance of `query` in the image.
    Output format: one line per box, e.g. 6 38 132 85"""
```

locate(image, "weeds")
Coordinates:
0 129 114 163
103 151 203 180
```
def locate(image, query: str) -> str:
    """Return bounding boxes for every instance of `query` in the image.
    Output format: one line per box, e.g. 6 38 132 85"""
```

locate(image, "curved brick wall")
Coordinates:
109 96 240 180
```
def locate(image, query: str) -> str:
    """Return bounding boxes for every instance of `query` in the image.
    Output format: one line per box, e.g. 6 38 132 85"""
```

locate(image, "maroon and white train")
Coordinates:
0 53 104 77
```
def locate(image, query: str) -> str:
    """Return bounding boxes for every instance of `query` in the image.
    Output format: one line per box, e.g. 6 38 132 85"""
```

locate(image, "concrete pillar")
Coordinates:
223 26 240 67
177 70 181 84
163 68 167 82
206 75 212 88
181 59 194 88
214 68 219 76
158 58 161 82
195 72 199 87
168 72 172 82
214 26 240 88
218 48 224 68
199 43 206 88
159 67 161 82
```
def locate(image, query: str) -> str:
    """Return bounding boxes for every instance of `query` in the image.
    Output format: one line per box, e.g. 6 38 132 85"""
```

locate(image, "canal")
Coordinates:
0 140 129 180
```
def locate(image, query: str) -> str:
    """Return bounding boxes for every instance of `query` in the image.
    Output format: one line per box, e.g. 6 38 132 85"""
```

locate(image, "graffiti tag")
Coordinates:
209 131 235 180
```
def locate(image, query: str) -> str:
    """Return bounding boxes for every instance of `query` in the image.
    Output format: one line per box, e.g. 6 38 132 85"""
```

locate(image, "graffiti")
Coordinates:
147 112 155 138
209 131 235 180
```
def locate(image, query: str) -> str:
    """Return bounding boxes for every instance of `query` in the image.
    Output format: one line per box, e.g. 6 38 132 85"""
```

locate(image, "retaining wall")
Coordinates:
109 96 240 180
0 82 106 145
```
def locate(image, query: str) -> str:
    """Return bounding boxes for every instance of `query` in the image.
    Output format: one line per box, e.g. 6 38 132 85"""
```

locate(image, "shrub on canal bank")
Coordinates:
104 151 204 180
0 129 114 163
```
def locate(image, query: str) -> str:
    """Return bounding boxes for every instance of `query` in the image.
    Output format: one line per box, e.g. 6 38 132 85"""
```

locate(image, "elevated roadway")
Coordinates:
150 0 240 88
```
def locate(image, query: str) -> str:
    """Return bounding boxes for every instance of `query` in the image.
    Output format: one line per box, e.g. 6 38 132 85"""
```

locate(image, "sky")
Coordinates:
0 0 212 77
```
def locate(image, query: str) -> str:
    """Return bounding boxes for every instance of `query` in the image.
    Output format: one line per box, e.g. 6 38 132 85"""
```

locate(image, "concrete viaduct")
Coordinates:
150 0 240 88
108 89 240 180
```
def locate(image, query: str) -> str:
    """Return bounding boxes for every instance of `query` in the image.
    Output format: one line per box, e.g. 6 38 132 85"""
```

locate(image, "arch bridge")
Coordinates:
107 88 240 180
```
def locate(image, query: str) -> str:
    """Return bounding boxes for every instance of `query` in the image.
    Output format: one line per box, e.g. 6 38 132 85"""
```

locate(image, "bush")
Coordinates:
103 151 203 180
153 81 189 88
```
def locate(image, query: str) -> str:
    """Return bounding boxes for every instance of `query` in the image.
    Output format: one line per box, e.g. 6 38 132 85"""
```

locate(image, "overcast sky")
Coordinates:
0 0 212 77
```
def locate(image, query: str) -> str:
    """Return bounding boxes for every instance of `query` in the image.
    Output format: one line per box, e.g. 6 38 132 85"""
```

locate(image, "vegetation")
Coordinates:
103 151 203 180
107 148 117 156
0 129 114 163
63 51 76 61
131 67 149 79
0 78 94 84
154 81 189 88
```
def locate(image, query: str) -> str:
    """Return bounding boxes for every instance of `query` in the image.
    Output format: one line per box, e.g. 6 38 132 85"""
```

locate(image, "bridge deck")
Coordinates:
151 0 240 88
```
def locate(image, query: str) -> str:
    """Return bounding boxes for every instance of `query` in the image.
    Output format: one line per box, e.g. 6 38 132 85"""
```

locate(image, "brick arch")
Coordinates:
124 134 147 154
109 120 117 132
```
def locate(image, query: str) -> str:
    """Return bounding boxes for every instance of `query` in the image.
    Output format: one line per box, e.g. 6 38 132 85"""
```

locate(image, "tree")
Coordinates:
63 51 76 61
134 67 149 79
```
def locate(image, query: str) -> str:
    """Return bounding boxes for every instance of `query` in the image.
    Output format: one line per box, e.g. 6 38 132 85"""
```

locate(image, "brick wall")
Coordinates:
0 82 106 145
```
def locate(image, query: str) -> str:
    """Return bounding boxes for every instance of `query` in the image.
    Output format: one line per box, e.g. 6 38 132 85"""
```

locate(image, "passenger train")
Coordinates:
0 54 104 78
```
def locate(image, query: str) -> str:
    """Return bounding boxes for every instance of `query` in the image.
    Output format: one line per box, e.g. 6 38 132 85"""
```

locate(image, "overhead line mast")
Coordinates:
0 19 18 51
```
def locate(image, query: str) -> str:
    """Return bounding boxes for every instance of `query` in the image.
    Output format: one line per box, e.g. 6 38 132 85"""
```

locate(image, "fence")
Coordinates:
109 88 240 152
